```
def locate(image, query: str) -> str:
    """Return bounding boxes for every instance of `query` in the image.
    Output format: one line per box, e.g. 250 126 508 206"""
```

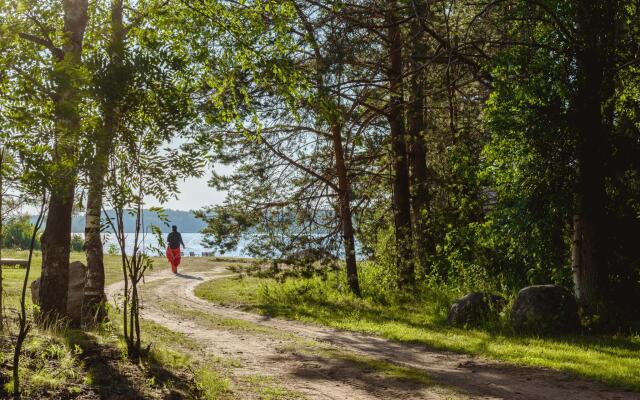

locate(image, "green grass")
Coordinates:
195 368 232 399
129 317 235 399
304 345 432 385
0 250 139 398
4 335 84 395
158 298 288 336
1 249 124 310
195 268 640 391
0 250 306 399
240 375 303 400
0 249 234 399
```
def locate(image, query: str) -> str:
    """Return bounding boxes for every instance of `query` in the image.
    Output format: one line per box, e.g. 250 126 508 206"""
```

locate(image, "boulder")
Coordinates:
510 285 580 334
67 261 88 325
447 292 505 327
30 278 40 305
30 261 88 326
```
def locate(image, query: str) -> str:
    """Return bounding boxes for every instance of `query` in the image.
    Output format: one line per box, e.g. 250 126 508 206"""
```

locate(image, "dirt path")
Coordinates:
106 263 637 400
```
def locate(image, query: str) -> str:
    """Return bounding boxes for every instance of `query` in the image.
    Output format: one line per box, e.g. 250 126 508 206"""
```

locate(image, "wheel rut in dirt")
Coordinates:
107 264 638 400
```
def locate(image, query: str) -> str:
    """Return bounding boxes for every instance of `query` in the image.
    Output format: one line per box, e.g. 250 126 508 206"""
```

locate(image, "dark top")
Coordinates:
167 231 185 249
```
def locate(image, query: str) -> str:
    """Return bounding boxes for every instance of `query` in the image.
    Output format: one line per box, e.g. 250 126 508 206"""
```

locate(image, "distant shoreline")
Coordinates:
70 231 203 234
30 208 208 234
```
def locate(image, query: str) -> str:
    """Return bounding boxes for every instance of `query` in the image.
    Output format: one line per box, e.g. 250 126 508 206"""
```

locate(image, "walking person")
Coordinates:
166 225 185 274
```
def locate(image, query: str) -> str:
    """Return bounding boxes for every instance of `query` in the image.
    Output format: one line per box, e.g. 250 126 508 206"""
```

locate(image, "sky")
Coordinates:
18 141 232 214
146 173 227 211
143 141 231 211
19 165 230 215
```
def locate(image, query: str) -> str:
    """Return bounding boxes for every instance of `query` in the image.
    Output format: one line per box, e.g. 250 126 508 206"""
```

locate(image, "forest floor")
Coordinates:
106 258 640 400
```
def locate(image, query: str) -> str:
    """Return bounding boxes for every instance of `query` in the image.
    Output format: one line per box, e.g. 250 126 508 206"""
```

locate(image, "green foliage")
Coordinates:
477 2 575 290
106 243 119 256
2 216 41 250
69 234 84 252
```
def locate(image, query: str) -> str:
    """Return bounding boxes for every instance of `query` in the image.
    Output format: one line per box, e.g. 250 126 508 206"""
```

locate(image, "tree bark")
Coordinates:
332 124 361 296
292 2 361 295
40 187 75 322
83 0 125 325
0 147 4 328
82 156 107 323
571 0 615 309
408 0 432 275
386 0 415 287
39 0 89 324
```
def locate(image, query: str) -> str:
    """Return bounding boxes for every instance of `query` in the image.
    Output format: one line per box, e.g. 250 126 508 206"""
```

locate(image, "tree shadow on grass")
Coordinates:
63 329 193 399
256 293 640 371
279 350 432 397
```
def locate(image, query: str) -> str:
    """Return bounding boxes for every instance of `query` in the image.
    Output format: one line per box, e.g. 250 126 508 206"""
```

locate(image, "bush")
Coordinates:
107 243 119 256
70 234 84 252
2 215 40 250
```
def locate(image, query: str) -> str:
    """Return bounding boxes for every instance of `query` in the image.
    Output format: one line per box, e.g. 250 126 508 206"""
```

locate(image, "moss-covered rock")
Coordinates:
447 292 505 327
510 285 580 334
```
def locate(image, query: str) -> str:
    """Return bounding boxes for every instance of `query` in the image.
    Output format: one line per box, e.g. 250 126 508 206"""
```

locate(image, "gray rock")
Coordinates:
30 261 87 326
510 285 580 334
67 261 88 325
30 278 40 306
448 292 505 327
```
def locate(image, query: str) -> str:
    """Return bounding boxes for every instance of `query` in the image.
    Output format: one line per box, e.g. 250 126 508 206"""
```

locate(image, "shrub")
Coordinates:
2 215 40 250
70 234 84 252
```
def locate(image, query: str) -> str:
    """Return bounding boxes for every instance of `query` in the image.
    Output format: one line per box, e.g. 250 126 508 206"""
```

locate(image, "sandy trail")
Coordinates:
106 263 637 400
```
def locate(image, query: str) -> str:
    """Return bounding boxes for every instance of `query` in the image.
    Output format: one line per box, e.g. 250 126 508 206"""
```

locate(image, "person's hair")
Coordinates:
172 225 177 232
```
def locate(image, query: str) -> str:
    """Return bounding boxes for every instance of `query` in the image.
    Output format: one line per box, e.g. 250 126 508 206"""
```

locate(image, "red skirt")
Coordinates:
166 247 181 273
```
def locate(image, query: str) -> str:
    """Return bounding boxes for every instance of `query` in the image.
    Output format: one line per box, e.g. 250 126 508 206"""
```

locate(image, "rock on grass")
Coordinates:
510 285 580 334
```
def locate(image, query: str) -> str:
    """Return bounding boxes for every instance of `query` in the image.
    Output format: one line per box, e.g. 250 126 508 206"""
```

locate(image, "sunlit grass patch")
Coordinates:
195 368 233 399
241 374 304 400
2 332 84 397
0 250 124 310
154 297 291 338
194 273 264 307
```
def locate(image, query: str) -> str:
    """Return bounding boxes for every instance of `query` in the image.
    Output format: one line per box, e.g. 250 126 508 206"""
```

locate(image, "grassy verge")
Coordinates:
108 310 235 399
0 250 203 398
0 250 301 399
1 249 124 310
194 266 640 391
114 312 303 399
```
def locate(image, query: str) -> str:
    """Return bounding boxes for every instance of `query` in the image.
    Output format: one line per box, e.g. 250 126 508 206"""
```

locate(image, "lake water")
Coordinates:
99 232 248 257
96 232 361 259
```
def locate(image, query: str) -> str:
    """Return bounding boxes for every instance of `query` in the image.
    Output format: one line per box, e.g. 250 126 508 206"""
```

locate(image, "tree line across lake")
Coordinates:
0 0 639 360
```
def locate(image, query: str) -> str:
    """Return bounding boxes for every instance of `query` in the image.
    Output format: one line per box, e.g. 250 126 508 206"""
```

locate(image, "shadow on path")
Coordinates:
175 272 203 281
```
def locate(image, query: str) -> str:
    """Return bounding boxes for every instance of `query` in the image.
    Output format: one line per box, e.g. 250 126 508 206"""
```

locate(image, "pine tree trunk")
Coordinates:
332 124 361 296
408 2 431 275
571 0 615 309
291 3 361 296
386 0 415 287
39 0 89 324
